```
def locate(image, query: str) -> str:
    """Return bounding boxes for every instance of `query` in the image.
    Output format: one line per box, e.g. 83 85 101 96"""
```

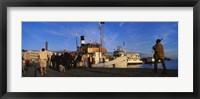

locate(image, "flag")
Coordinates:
123 41 125 46
76 32 78 36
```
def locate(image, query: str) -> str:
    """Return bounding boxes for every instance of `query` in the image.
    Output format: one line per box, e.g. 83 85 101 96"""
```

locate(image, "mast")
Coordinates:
98 22 105 63
99 22 105 47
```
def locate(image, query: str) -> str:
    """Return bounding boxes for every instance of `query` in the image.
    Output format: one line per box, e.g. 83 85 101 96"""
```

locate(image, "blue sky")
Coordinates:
22 22 178 59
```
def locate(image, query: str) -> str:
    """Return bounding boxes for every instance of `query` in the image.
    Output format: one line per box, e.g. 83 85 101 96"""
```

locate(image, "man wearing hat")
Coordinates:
153 39 167 74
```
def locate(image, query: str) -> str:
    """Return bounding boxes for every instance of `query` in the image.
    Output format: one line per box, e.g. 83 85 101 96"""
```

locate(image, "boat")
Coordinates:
145 57 161 63
113 49 126 57
146 57 155 63
127 53 143 64
113 46 143 65
92 56 127 68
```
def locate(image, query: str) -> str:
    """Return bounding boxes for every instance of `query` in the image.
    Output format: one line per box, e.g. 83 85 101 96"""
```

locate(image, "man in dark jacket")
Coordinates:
153 39 167 74
63 50 70 70
51 53 56 69
54 53 61 71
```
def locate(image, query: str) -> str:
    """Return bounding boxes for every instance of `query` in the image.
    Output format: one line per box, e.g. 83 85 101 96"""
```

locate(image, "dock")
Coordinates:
22 63 178 77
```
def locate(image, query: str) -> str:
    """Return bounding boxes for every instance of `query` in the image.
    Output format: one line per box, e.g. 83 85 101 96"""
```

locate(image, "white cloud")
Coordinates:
45 29 75 38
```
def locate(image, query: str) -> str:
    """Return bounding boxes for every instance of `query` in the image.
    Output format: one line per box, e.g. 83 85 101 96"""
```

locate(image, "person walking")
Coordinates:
51 53 56 69
153 39 167 74
38 48 49 76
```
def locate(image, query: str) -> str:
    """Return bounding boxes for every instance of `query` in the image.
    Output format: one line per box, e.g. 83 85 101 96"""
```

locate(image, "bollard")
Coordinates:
113 64 115 68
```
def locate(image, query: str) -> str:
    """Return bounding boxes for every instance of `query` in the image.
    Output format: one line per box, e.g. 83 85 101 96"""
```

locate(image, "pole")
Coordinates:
76 32 78 51
98 22 105 63
124 41 128 67
100 24 102 47
45 41 48 51
99 23 101 63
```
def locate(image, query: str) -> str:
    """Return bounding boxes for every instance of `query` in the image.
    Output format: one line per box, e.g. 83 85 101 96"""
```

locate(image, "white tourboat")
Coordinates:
92 47 144 68
127 53 143 64
113 48 143 65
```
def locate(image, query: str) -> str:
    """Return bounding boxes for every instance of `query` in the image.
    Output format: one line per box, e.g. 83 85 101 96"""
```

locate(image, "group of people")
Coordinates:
38 49 93 76
50 50 80 71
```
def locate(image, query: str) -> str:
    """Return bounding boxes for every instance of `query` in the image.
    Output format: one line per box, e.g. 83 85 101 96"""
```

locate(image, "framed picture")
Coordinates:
0 0 199 99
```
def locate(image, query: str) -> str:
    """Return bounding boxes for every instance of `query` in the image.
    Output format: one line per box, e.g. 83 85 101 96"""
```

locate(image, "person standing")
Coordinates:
82 54 87 68
22 50 26 74
88 55 93 68
74 53 78 68
153 39 167 74
80 54 86 68
54 53 61 71
51 53 56 69
77 53 83 68
63 50 70 70
23 50 30 68
38 48 49 76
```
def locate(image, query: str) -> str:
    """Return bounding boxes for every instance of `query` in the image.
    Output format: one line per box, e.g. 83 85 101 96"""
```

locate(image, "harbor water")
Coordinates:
127 60 178 70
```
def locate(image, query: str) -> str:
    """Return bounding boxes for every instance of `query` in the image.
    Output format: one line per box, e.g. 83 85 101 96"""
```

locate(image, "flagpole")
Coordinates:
123 41 128 66
123 41 126 56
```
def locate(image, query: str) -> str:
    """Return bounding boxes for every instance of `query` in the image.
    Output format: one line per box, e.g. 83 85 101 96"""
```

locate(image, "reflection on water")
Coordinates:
127 60 178 70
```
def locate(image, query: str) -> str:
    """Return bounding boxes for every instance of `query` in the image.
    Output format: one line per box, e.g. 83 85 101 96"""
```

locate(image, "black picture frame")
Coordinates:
0 0 199 99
